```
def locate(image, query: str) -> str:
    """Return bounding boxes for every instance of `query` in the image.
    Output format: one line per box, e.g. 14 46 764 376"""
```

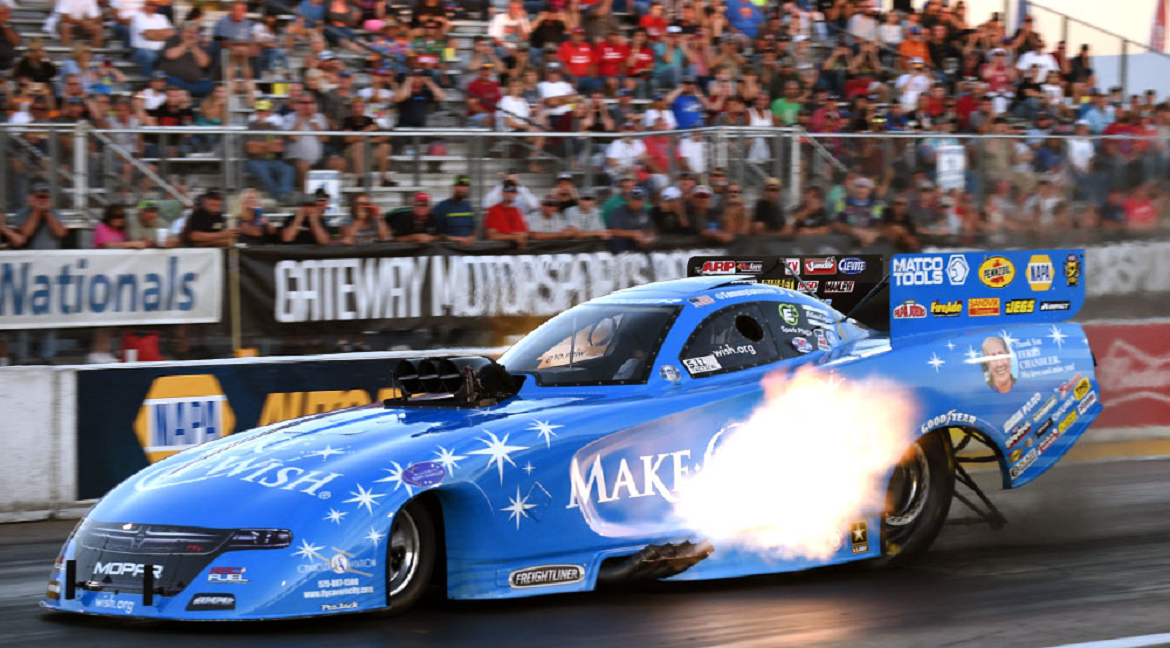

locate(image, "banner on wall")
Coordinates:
0 249 223 330
237 244 717 334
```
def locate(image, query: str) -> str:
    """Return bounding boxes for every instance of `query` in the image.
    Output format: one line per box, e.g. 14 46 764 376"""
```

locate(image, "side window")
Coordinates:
762 301 838 358
679 303 780 378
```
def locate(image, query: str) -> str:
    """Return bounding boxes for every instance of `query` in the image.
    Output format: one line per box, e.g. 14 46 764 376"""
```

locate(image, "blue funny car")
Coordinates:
43 249 1100 620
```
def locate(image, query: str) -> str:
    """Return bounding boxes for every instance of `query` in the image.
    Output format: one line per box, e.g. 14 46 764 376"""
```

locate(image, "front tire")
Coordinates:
383 499 437 615
875 431 955 566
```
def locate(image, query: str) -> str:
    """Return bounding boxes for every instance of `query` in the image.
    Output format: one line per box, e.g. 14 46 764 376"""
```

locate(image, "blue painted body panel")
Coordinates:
43 250 1100 620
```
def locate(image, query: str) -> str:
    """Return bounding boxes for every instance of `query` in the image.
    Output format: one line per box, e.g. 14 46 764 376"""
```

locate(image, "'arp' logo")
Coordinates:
134 375 235 462
699 260 736 275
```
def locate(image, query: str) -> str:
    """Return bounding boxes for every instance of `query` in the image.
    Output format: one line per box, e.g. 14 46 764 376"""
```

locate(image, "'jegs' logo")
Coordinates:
134 375 235 462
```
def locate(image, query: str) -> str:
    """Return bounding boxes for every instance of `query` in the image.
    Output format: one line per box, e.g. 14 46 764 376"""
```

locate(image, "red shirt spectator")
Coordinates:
467 64 502 116
639 12 667 41
558 31 595 78
484 200 528 234
1103 118 1136 157
628 42 655 76
843 76 873 100
1122 194 1156 228
595 36 629 78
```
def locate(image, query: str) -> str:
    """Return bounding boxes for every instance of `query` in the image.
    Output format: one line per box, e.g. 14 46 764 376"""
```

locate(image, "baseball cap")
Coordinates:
204 189 224 200
570 27 584 34
152 71 167 80
580 189 596 200
546 61 561 70
503 184 518 194
618 88 633 97
31 181 50 195
911 57 924 65
628 186 647 200
254 99 273 111
621 120 636 129
694 185 713 197
313 187 329 200
453 174 471 186
667 25 682 34
541 194 559 206
1075 119 1090 127
556 172 573 181
140 201 159 211
764 177 781 188
319 50 336 61
339 69 352 78
661 186 682 200
413 192 431 205
855 177 874 188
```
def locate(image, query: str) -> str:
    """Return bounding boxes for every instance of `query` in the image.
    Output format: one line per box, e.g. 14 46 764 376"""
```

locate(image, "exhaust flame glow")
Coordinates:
674 368 919 561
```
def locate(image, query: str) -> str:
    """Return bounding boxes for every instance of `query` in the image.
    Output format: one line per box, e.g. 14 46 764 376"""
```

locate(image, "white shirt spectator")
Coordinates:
497 95 531 130
1040 82 1064 107
896 71 933 110
538 79 575 116
1067 138 1095 174
111 0 144 22
139 87 166 110
847 12 878 42
527 210 569 234
488 12 531 49
878 23 903 47
642 107 677 130
678 135 706 173
55 0 100 19
282 111 328 164
130 11 172 51
564 205 605 231
1016 50 1060 84
606 137 646 171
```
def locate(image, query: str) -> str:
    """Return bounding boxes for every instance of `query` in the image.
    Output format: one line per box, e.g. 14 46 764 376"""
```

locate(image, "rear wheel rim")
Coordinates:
885 444 930 529
387 509 420 598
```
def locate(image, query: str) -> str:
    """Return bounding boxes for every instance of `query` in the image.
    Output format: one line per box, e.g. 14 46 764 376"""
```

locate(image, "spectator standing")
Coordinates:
432 175 479 244
608 185 655 251
340 193 390 245
752 177 787 235
160 22 215 97
244 99 294 203
594 29 629 93
1122 184 1158 231
181 190 237 247
282 190 333 244
483 182 530 246
654 26 687 90
129 0 173 77
770 80 803 125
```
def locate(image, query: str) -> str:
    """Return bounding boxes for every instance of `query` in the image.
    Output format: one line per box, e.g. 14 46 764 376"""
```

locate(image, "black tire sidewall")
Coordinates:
876 431 956 567
384 500 437 615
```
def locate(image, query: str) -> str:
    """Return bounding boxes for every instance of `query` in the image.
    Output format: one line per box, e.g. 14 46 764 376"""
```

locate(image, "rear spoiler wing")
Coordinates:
888 249 1085 341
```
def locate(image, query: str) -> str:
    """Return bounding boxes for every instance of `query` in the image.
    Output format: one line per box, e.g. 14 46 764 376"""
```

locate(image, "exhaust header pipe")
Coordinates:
388 357 522 407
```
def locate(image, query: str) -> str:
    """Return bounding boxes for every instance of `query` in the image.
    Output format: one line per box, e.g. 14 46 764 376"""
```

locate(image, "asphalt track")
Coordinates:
4 457 1170 648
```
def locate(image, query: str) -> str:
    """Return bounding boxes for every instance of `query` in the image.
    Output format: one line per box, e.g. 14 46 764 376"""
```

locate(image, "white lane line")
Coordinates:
1035 633 1170 648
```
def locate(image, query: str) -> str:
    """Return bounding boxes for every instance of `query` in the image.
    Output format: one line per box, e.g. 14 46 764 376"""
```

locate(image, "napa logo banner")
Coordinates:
0 249 223 329
133 375 236 462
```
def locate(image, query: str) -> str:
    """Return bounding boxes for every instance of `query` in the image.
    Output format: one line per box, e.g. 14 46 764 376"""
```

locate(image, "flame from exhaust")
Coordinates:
674 367 919 561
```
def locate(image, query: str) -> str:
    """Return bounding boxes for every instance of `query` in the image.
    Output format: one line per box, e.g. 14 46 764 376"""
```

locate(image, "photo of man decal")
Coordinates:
980 336 1018 393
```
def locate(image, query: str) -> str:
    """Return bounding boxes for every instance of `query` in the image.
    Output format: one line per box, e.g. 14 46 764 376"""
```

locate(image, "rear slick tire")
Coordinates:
874 431 955 567
382 500 437 616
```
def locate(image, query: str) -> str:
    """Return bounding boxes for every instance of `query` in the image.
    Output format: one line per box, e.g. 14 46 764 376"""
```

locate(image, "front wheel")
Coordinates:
383 500 437 615
874 431 955 567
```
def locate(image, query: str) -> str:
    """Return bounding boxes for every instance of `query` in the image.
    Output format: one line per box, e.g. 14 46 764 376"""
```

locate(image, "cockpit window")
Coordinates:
680 303 781 377
500 304 680 386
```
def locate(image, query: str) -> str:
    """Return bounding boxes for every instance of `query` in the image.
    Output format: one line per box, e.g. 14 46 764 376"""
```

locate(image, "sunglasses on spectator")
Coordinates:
35 193 51 199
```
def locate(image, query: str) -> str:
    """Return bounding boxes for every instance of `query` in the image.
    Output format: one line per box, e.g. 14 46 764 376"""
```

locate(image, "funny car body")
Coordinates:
43 249 1101 620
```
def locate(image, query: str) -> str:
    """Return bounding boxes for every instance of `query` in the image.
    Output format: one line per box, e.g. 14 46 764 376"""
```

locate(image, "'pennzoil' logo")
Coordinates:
134 375 235 462
979 256 1016 288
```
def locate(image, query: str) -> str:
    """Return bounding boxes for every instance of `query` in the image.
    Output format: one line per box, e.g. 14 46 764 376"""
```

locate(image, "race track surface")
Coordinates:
3 459 1170 648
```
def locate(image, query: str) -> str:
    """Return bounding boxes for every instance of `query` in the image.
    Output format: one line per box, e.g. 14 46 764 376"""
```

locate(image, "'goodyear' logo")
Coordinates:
134 375 235 462
979 256 1016 288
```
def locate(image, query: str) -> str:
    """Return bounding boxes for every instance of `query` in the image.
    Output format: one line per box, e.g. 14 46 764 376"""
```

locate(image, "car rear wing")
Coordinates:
888 249 1085 342
686 255 886 316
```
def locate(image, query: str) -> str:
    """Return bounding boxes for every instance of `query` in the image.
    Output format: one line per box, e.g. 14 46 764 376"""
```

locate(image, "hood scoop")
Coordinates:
386 357 525 409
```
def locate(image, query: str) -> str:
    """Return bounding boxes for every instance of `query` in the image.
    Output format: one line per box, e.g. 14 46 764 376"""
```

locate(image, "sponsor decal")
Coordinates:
918 409 977 434
839 257 867 274
1032 396 1057 424
94 593 136 614
947 254 970 285
967 297 1000 317
698 260 737 275
815 329 831 351
295 540 376 576
778 303 800 326
1006 423 1031 449
567 430 727 508
792 337 813 354
768 279 819 293
258 388 401 427
892 256 943 286
850 521 869 554
736 261 764 273
1035 418 1054 439
1077 391 1098 415
1055 373 1082 399
208 566 248 584
1040 301 1071 311
1057 410 1079 435
509 565 586 588
1009 448 1022 462
784 258 801 276
978 256 1016 288
713 287 775 300
321 602 360 611
1064 254 1081 287
893 300 927 320
402 461 446 488
801 305 833 327
804 257 837 275
824 280 855 293
186 593 236 611
1027 255 1055 291
930 300 962 317
133 375 236 462
712 343 758 358
135 452 344 500
1006 299 1035 315
93 562 164 579
779 326 813 337
682 355 722 375
688 295 715 308
1073 377 1091 401
1009 448 1038 479
305 577 374 599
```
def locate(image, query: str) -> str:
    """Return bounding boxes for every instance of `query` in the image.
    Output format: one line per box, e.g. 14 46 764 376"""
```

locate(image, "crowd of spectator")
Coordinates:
2 0 1169 256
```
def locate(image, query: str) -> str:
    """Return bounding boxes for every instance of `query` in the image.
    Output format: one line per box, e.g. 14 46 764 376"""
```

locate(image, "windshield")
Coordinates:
500 304 680 386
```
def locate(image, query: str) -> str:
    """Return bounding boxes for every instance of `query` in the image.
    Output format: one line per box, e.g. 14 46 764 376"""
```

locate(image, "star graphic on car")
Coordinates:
927 352 946 372
344 483 385 514
324 508 347 525
469 431 527 484
375 461 413 496
527 420 563 448
293 539 325 561
1047 324 1068 349
365 527 385 547
434 446 466 474
306 445 345 461
501 486 537 530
